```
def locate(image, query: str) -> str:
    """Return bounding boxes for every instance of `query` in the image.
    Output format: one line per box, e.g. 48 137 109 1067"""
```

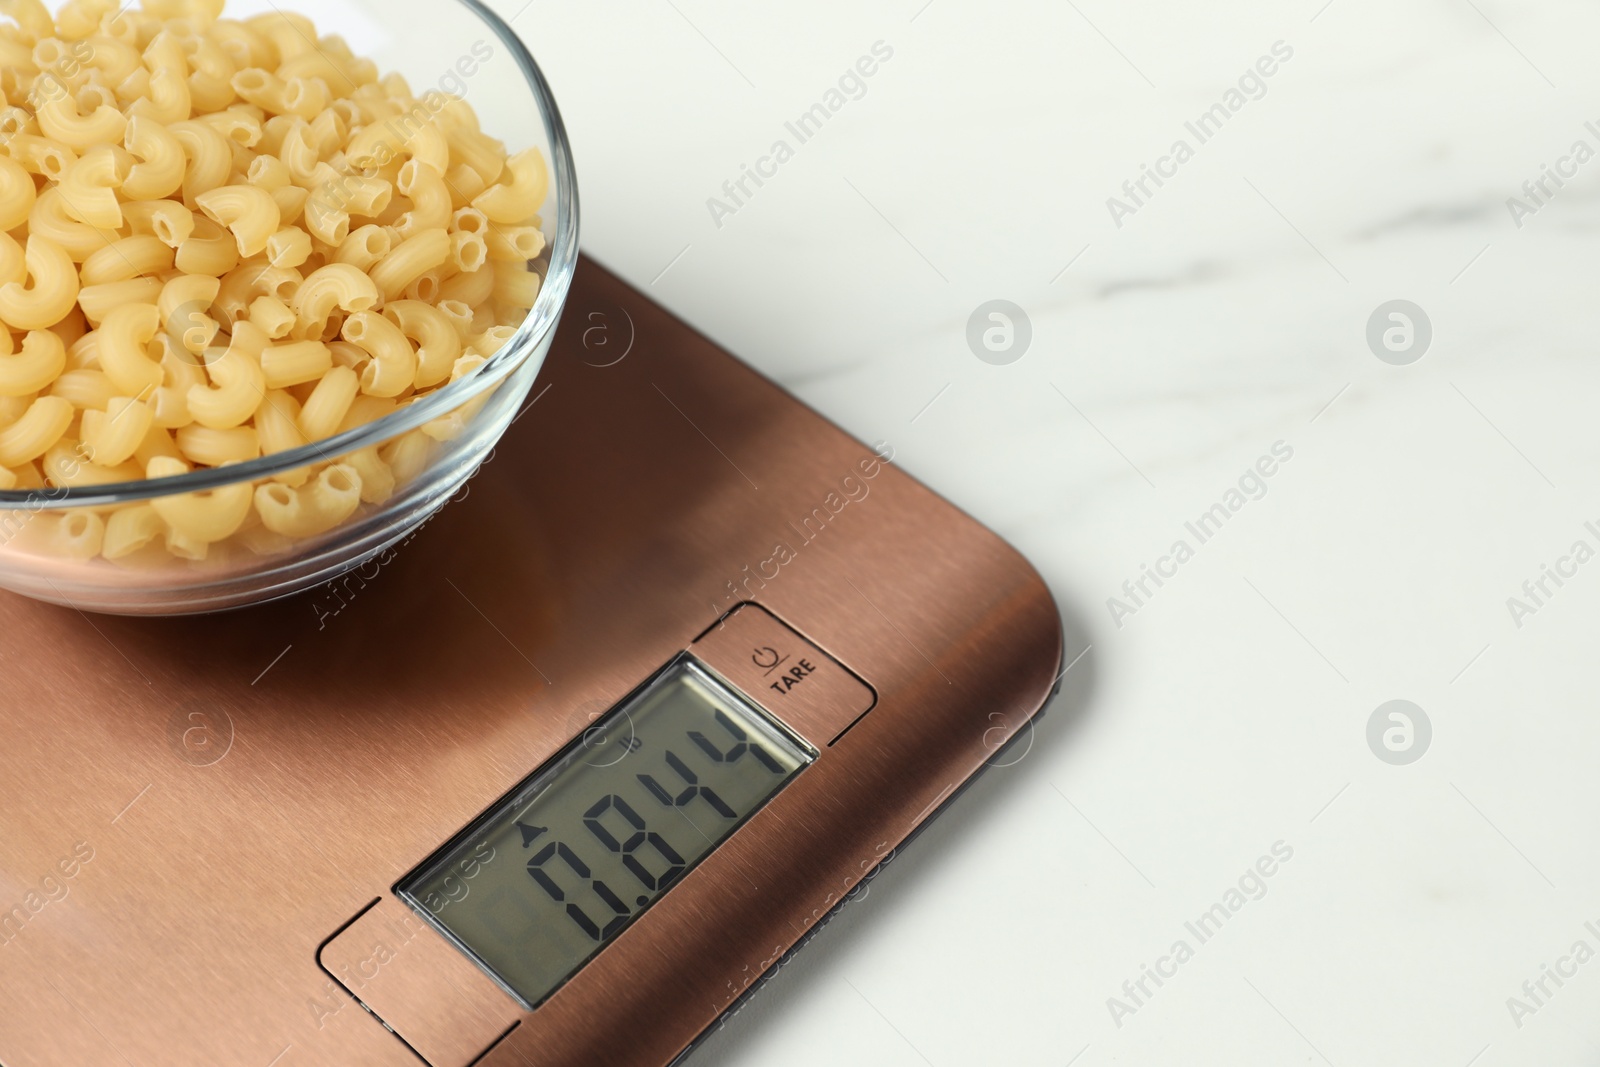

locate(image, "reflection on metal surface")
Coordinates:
0 258 1061 1067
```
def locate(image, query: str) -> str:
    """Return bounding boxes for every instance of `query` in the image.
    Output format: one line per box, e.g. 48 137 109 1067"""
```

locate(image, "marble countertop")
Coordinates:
500 1 1600 1063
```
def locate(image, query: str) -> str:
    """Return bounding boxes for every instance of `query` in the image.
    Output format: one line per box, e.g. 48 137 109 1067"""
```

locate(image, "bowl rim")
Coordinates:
0 0 580 510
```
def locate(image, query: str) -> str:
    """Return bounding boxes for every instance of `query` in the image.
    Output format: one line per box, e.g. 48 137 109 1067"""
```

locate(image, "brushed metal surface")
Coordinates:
320 896 520 1067
691 603 876 747
0 256 1062 1067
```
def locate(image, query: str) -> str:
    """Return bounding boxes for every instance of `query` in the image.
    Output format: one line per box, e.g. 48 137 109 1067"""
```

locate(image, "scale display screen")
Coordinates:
400 657 815 1007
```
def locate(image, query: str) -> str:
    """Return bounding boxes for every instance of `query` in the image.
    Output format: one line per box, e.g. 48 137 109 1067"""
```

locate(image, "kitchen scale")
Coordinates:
0 258 1062 1067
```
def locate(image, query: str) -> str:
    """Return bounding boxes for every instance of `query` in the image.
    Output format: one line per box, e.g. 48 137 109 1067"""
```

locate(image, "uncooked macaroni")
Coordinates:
0 0 548 566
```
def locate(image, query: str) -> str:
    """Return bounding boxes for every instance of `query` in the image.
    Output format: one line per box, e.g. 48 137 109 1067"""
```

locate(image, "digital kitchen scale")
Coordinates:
0 258 1062 1067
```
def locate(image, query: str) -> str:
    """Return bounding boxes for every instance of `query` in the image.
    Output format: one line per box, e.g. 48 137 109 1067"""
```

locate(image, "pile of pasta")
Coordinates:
0 0 547 566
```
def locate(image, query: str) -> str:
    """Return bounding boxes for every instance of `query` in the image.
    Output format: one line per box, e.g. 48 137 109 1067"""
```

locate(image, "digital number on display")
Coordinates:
399 658 814 1007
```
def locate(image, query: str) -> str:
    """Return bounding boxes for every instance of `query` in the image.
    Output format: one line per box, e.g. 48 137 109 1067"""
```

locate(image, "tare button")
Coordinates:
692 604 877 747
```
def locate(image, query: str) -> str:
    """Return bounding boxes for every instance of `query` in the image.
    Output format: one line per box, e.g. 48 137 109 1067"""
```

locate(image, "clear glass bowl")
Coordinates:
0 0 578 614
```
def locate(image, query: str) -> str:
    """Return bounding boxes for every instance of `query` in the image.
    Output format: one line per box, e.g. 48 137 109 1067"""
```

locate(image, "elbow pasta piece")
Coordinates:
0 235 80 331
0 395 73 466
404 270 443 305
336 394 396 434
102 503 164 560
379 429 430 484
42 437 143 487
80 29 141 84
50 367 115 410
97 303 164 396
175 216 240 276
302 195 349 246
396 159 450 237
7 460 46 490
216 260 301 327
80 235 175 286
205 108 260 150
122 198 196 248
444 129 507 191
383 300 460 390
195 184 279 257
179 37 238 115
115 66 153 108
260 339 331 389
54 0 115 38
486 226 546 264
449 230 487 274
276 118 320 185
174 422 258 466
0 329 66 396
255 463 361 537
33 510 104 560
341 310 415 398
292 263 378 334
296 364 357 440
30 186 120 262
326 340 367 371
159 273 223 355
3 0 57 40
491 261 540 310
147 383 193 430
435 299 474 342
187 322 266 429
168 119 232 207
369 228 449 302
122 116 186 200
9 132 79 183
133 420 183 465
0 155 38 231
146 339 209 430
473 148 548 224
78 277 164 325
345 113 448 176
36 83 126 149
0 0 551 567
446 162 489 206
342 445 394 504
255 388 307 453
231 69 322 120
439 260 494 308
130 33 192 126
466 302 496 337
468 327 516 359
163 524 210 561
268 183 309 225
147 454 253 544
81 396 154 466
253 394 310 489
248 295 295 339
246 151 291 190
333 224 391 271
445 202 482 242
265 226 311 269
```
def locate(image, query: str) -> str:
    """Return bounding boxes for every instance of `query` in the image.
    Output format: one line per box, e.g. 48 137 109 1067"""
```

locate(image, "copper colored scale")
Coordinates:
0 259 1062 1067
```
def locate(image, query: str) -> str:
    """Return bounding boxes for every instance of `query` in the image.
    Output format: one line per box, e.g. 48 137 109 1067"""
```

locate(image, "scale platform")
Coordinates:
0 258 1062 1067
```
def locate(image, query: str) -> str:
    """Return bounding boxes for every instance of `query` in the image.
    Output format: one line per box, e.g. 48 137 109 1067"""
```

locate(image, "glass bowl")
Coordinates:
0 0 578 614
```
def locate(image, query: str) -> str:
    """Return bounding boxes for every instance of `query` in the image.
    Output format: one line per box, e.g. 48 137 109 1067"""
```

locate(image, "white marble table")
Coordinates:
498 1 1600 1063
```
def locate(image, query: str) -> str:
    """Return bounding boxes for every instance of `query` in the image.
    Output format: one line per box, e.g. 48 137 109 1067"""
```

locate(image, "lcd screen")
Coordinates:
399 657 814 1007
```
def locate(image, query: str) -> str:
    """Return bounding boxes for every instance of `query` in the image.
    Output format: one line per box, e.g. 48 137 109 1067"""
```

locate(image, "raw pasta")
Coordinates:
0 0 548 565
